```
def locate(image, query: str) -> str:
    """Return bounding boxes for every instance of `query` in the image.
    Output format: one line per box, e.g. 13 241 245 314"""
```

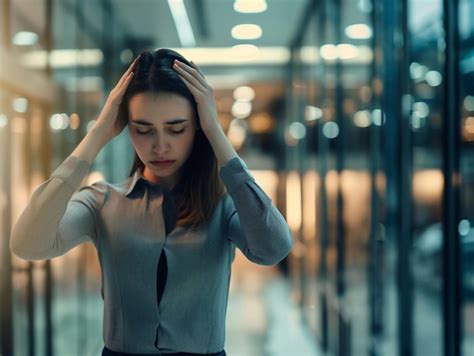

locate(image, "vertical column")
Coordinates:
1 0 11 47
24 92 36 356
441 0 462 354
43 1 54 355
74 1 89 354
316 1 330 352
1 1 14 355
333 0 346 301
368 1 384 355
382 0 413 354
101 0 115 181
334 1 351 354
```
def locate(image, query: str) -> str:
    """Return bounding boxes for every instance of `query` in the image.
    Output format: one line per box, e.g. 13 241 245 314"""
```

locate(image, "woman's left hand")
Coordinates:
172 59 221 134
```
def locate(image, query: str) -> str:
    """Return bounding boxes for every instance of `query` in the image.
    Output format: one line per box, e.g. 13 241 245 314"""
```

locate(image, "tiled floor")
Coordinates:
224 251 321 356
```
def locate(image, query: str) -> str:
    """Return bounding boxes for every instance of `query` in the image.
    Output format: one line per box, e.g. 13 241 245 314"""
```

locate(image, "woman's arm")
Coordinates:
10 56 139 260
205 121 293 265
9 129 107 260
171 59 292 265
220 156 293 266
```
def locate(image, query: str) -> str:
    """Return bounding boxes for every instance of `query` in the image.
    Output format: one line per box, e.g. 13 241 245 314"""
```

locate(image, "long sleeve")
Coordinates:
9 155 106 261
219 156 293 266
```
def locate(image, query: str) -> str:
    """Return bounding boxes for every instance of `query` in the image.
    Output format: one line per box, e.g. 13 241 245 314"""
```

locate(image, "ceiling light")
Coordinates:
168 0 196 47
305 106 323 122
0 114 8 128
228 118 247 149
231 44 259 59
174 46 287 65
232 24 262 40
413 102 430 118
425 70 442 86
234 0 267 13
49 113 69 131
21 49 103 68
232 100 252 118
233 86 255 101
12 31 39 46
372 109 385 126
345 24 372 39
320 44 338 60
12 97 28 113
69 113 81 129
299 46 319 62
358 0 373 13
288 122 306 140
322 121 339 139
464 95 474 111
353 110 371 128
337 44 359 59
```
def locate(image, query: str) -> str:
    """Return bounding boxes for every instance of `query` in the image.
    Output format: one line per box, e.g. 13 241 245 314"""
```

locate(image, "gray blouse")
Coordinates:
10 154 293 354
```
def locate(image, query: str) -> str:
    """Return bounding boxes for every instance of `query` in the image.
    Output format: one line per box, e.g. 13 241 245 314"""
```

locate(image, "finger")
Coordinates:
175 68 206 93
190 60 204 76
176 71 204 97
117 71 134 93
117 56 140 87
173 60 207 88
174 63 207 90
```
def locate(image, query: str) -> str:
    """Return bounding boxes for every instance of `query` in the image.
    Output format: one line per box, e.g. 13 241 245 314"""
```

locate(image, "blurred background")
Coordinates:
1 0 473 355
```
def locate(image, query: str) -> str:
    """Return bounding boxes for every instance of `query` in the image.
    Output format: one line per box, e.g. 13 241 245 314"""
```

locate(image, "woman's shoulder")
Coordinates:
81 174 134 192
218 191 235 215
71 176 133 209
67 180 108 212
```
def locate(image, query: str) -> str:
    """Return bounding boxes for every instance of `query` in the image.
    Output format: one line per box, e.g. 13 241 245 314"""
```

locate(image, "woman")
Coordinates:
10 48 293 356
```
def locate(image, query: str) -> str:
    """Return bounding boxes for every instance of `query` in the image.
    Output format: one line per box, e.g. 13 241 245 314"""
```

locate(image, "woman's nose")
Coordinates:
151 135 169 154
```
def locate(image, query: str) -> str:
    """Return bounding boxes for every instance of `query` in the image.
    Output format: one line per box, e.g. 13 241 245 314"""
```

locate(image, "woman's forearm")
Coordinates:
71 127 109 164
203 122 238 168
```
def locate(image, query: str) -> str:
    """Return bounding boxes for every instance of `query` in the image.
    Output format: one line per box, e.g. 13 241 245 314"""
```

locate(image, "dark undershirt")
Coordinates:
157 189 176 305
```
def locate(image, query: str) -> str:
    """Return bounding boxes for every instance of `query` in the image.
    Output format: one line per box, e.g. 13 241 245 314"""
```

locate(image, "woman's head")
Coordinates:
119 48 226 228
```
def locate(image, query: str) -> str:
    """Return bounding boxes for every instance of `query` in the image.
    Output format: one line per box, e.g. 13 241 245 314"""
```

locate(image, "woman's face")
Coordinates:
128 91 197 190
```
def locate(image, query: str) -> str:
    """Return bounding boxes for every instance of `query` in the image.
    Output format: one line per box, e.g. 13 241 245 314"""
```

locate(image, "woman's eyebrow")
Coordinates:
131 118 189 125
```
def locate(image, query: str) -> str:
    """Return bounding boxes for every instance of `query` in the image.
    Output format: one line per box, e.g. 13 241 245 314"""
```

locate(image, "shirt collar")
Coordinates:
125 166 162 197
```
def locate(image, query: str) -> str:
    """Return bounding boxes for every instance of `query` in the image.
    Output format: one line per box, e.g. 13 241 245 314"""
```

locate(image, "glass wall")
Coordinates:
289 0 474 355
408 0 444 354
459 0 474 354
1 1 114 355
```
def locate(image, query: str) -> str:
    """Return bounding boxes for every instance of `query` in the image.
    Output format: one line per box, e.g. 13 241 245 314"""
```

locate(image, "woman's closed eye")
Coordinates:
135 128 185 135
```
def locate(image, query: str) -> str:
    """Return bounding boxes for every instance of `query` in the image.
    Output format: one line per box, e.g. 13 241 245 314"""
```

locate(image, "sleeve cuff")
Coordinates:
219 156 255 194
50 155 91 191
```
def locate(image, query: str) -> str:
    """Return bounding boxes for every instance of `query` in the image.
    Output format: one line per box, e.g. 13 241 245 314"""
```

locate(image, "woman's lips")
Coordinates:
150 160 175 168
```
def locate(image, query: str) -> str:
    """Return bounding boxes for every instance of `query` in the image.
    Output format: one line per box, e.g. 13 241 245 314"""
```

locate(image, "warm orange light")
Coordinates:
286 171 302 233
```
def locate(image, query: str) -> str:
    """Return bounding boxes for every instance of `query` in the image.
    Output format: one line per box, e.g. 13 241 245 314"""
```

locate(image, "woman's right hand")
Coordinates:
92 56 139 142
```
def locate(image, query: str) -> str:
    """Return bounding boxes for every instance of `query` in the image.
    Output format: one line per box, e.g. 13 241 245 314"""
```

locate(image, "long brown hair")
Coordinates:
118 48 227 229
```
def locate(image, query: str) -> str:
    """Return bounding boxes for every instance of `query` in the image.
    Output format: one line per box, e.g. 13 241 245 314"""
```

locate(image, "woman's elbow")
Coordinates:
10 241 35 261
9 233 51 261
248 232 293 266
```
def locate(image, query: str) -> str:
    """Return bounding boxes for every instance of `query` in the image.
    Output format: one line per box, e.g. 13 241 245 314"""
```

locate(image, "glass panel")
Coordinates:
459 0 474 354
408 0 444 354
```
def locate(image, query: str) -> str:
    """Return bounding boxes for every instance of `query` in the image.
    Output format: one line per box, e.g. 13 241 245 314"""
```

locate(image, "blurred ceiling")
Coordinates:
6 0 376 119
